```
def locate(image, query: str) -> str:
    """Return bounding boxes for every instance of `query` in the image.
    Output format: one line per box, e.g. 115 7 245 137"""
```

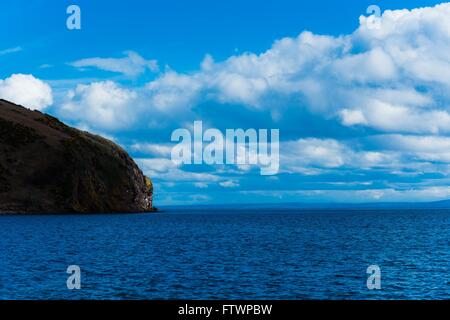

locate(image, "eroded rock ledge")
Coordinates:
0 99 154 214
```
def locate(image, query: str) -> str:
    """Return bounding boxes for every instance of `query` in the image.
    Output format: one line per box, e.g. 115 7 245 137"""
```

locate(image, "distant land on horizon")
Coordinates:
160 199 450 211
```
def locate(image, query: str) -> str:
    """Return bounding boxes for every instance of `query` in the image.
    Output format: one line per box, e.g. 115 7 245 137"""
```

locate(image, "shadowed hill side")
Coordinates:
0 99 154 214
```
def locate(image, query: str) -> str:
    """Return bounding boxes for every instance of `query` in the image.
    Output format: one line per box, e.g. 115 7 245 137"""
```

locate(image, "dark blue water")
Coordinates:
0 209 449 300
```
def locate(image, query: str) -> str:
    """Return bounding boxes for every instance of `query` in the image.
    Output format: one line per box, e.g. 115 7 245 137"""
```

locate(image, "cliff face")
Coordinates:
0 99 154 214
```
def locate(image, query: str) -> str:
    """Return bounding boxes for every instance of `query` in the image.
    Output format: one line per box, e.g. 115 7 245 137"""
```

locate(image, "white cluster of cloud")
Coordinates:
55 3 450 136
131 134 450 187
0 74 53 110
122 2 450 197
282 138 397 172
136 158 221 183
70 51 158 77
371 135 450 163
131 143 173 157
280 137 450 177
59 81 137 130
136 155 246 190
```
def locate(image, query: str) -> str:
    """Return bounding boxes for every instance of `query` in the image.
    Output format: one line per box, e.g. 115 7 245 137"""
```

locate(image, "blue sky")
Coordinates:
1 0 450 205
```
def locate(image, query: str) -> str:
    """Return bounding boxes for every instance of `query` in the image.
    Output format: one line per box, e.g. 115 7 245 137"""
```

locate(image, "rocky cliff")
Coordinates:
0 99 154 214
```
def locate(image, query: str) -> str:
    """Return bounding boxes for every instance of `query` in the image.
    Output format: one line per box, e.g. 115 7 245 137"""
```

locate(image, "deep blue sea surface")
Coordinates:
0 209 449 300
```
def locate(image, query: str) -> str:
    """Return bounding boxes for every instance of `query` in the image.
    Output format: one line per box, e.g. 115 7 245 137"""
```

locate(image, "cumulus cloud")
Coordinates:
284 139 347 169
57 3 450 135
0 74 53 110
281 138 398 173
277 135 450 179
60 81 137 130
136 158 221 183
70 51 158 77
342 100 450 134
339 109 368 126
200 3 450 132
145 71 202 112
50 3 450 203
371 135 450 163
131 143 173 157
137 158 179 174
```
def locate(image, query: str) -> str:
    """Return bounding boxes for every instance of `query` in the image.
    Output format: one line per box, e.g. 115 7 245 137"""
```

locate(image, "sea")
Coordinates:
0 208 449 300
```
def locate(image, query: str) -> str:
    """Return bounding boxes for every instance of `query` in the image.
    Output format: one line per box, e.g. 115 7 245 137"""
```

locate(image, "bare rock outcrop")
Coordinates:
0 99 154 214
